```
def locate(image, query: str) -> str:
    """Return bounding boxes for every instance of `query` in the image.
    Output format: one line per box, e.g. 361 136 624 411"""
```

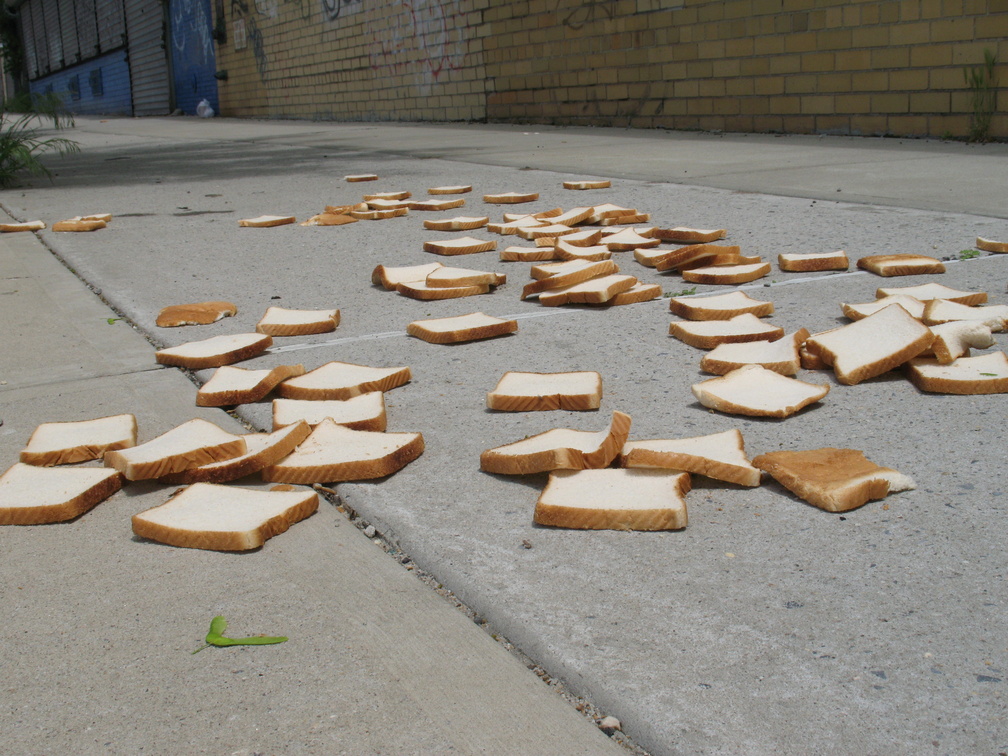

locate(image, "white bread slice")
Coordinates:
409 198 466 211
752 448 915 513
534 468 689 530
238 215 296 228
0 463 123 525
906 351 1008 394
155 333 272 369
600 213 652 225
78 213 112 222
423 216 489 231
606 282 662 306
538 274 639 306
669 313 784 349
522 259 618 299
372 261 444 289
691 364 829 418
921 321 995 364
272 392 387 431
669 291 774 320
976 236 1008 253
363 190 411 201
407 312 518 344
428 185 472 194
563 179 611 190
652 227 727 243
276 361 411 400
651 243 743 272
300 212 357 227
52 219 106 232
262 419 424 483
802 303 935 385
131 482 318 551
557 229 604 246
396 280 490 300
529 260 592 280
856 254 945 276
620 429 761 486
875 283 987 305
487 371 602 411
700 329 810 376
587 204 638 223
841 295 925 321
196 364 306 407
483 191 539 204
325 203 369 215
555 240 611 261
21 413 138 466
345 173 379 181
921 299 1008 331
256 307 340 336
681 261 771 285
488 217 546 235
601 228 661 252
351 207 409 220
480 411 631 475
104 418 247 481
777 250 849 272
515 223 575 241
500 246 557 262
548 207 594 226
364 199 410 211
156 301 237 327
158 421 312 485
634 246 674 268
0 220 46 232
423 237 497 255
425 266 505 288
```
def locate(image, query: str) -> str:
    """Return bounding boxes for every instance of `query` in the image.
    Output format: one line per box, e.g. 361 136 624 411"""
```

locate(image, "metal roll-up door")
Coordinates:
124 0 171 115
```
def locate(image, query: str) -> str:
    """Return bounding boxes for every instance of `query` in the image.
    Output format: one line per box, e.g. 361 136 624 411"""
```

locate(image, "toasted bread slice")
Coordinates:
132 482 318 551
691 364 829 418
480 411 631 475
538 274 639 306
407 312 518 344
669 291 774 320
921 299 1008 331
261 419 424 483
21 413 137 466
372 261 444 289
500 246 558 262
0 463 123 525
155 333 273 369
522 259 618 300
409 198 466 211
104 418 246 480
238 215 296 228
652 227 727 243
562 179 611 190
534 468 689 530
906 351 1008 394
428 185 472 195
156 301 238 327
752 448 915 512
276 361 411 400
196 364 306 406
397 281 490 300
700 329 810 376
487 371 602 411
874 283 986 305
681 261 771 285
256 307 339 336
620 428 761 486
483 191 539 204
976 236 1008 253
857 254 945 276
423 237 497 256
0 220 45 232
423 216 489 231
841 295 925 321
778 250 849 272
669 313 784 349
272 391 387 431
922 321 995 364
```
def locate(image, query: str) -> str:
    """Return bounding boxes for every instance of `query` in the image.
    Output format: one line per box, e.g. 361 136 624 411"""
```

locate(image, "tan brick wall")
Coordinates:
216 0 1007 139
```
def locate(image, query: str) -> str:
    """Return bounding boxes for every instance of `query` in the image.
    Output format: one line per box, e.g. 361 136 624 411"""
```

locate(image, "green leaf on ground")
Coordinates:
192 615 288 653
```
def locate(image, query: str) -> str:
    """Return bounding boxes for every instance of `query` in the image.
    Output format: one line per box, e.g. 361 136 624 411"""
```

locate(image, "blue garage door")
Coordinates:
169 0 218 115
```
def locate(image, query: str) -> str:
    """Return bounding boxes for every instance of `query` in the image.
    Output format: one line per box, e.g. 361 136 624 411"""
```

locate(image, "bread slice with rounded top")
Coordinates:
921 300 1008 331
0 463 123 525
256 307 339 336
272 392 387 431
921 321 995 364
976 236 1008 253
372 261 444 289
534 468 690 531
196 364 305 406
409 198 465 211
156 301 237 327
276 361 411 400
131 482 318 551
841 295 924 321
555 240 611 261
155 333 272 369
538 274 639 306
875 283 986 305
21 413 137 466
669 313 784 349
752 447 915 512
396 280 491 300
906 351 1008 394
480 410 631 475
238 215 296 228
620 428 761 487
692 364 829 418
700 329 809 376
669 290 774 320
104 418 247 480
407 312 518 344
778 250 849 272
856 254 945 276
262 419 424 483
423 237 497 255
487 371 602 411
681 261 771 285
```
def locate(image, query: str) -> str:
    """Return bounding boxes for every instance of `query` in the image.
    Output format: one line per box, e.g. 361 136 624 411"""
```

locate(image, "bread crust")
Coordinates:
669 291 774 321
691 364 829 418
396 281 490 300
256 308 339 336
669 313 784 349
562 180 611 190
156 301 238 327
500 246 557 262
103 419 247 481
52 219 106 232
856 254 945 276
407 313 518 344
906 352 1008 394
681 261 771 285
621 429 761 487
777 251 849 272
483 192 539 204
237 215 296 228
0 464 123 525
487 371 602 412
976 236 1008 253
652 227 727 243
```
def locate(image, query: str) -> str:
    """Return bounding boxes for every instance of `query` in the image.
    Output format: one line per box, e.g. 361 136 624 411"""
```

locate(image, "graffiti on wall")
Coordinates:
173 0 215 64
321 0 362 22
555 0 617 30
230 0 268 79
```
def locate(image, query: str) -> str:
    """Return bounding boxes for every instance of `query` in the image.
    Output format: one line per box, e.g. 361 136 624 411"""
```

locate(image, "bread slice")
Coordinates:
0 220 45 232
156 301 237 327
423 237 497 255
515 223 576 241
601 228 661 252
480 410 631 475
300 212 358 226
423 216 489 231
922 321 995 364
652 243 743 272
272 392 387 431
52 219 106 232
238 215 296 228
21 413 138 466
752 448 915 512
487 371 602 411
256 307 339 336
548 206 595 226
155 333 273 369
409 198 466 211
669 291 774 320
522 259 618 300
396 280 490 300
363 190 411 201
856 254 945 276
261 419 424 483
606 282 662 306
488 216 546 235
587 204 638 223
921 299 1008 331
976 236 1008 253
425 266 505 288
906 351 1008 394
196 364 306 406
363 197 410 210
691 364 829 418
619 428 761 487
700 329 810 376
407 312 518 344
534 468 689 530
351 207 409 220
483 192 539 204
104 418 247 480
538 274 639 306
500 246 558 262
345 173 379 182
558 229 604 246
555 241 611 262
0 463 123 524
276 361 411 400
325 203 369 215
874 283 987 305
669 313 784 349
562 179 611 190
841 295 925 321
652 227 727 243
529 260 593 280
158 421 313 484
372 261 444 290
777 250 849 272
802 303 935 385
131 482 318 551
428 185 472 195
681 261 771 285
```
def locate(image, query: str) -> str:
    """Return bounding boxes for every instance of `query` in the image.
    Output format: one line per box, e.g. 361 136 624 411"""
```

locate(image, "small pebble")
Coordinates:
363 525 376 538
599 715 621 734
522 539 532 549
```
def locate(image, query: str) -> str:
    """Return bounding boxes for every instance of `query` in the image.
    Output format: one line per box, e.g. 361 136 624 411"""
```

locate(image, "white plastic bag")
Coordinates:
196 99 215 118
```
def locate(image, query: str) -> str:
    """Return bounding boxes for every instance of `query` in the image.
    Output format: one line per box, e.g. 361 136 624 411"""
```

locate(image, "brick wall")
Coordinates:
215 0 1007 139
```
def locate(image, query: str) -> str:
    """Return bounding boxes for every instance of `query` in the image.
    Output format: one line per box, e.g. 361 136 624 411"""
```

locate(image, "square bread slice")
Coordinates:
700 329 810 376
261 419 424 483
407 312 518 344
906 351 1008 394
777 250 849 272
669 291 774 320
681 261 771 285
480 410 631 475
752 448 915 512
856 254 945 276
619 428 761 487
423 237 497 255
104 418 247 481
669 313 785 349
156 301 238 327
256 307 340 336
238 215 296 228
196 364 306 407
601 228 661 252
372 261 444 290
272 392 387 432
396 280 490 300
538 274 639 306
487 371 602 411
533 468 690 530
276 361 411 400
131 482 318 551
874 282 986 305
921 299 1008 331
155 333 273 369
21 413 138 466
0 463 123 525
691 364 829 418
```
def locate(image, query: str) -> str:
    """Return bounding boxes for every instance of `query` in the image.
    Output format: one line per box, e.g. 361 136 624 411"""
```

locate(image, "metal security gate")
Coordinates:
168 0 217 115
124 0 171 115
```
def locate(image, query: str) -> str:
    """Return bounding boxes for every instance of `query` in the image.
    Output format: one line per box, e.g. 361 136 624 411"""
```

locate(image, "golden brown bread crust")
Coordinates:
856 254 945 276
681 262 771 285
652 243 742 271
777 251 850 272
905 353 1008 394
52 219 106 232
422 238 497 255
521 260 617 300
20 414 138 466
483 192 539 204
276 364 412 400
562 180 611 190
669 316 785 349
652 227 727 243
156 301 238 328
396 281 490 300
406 316 517 344
976 236 1008 253
0 466 123 525
154 334 273 369
255 311 340 336
668 294 774 321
